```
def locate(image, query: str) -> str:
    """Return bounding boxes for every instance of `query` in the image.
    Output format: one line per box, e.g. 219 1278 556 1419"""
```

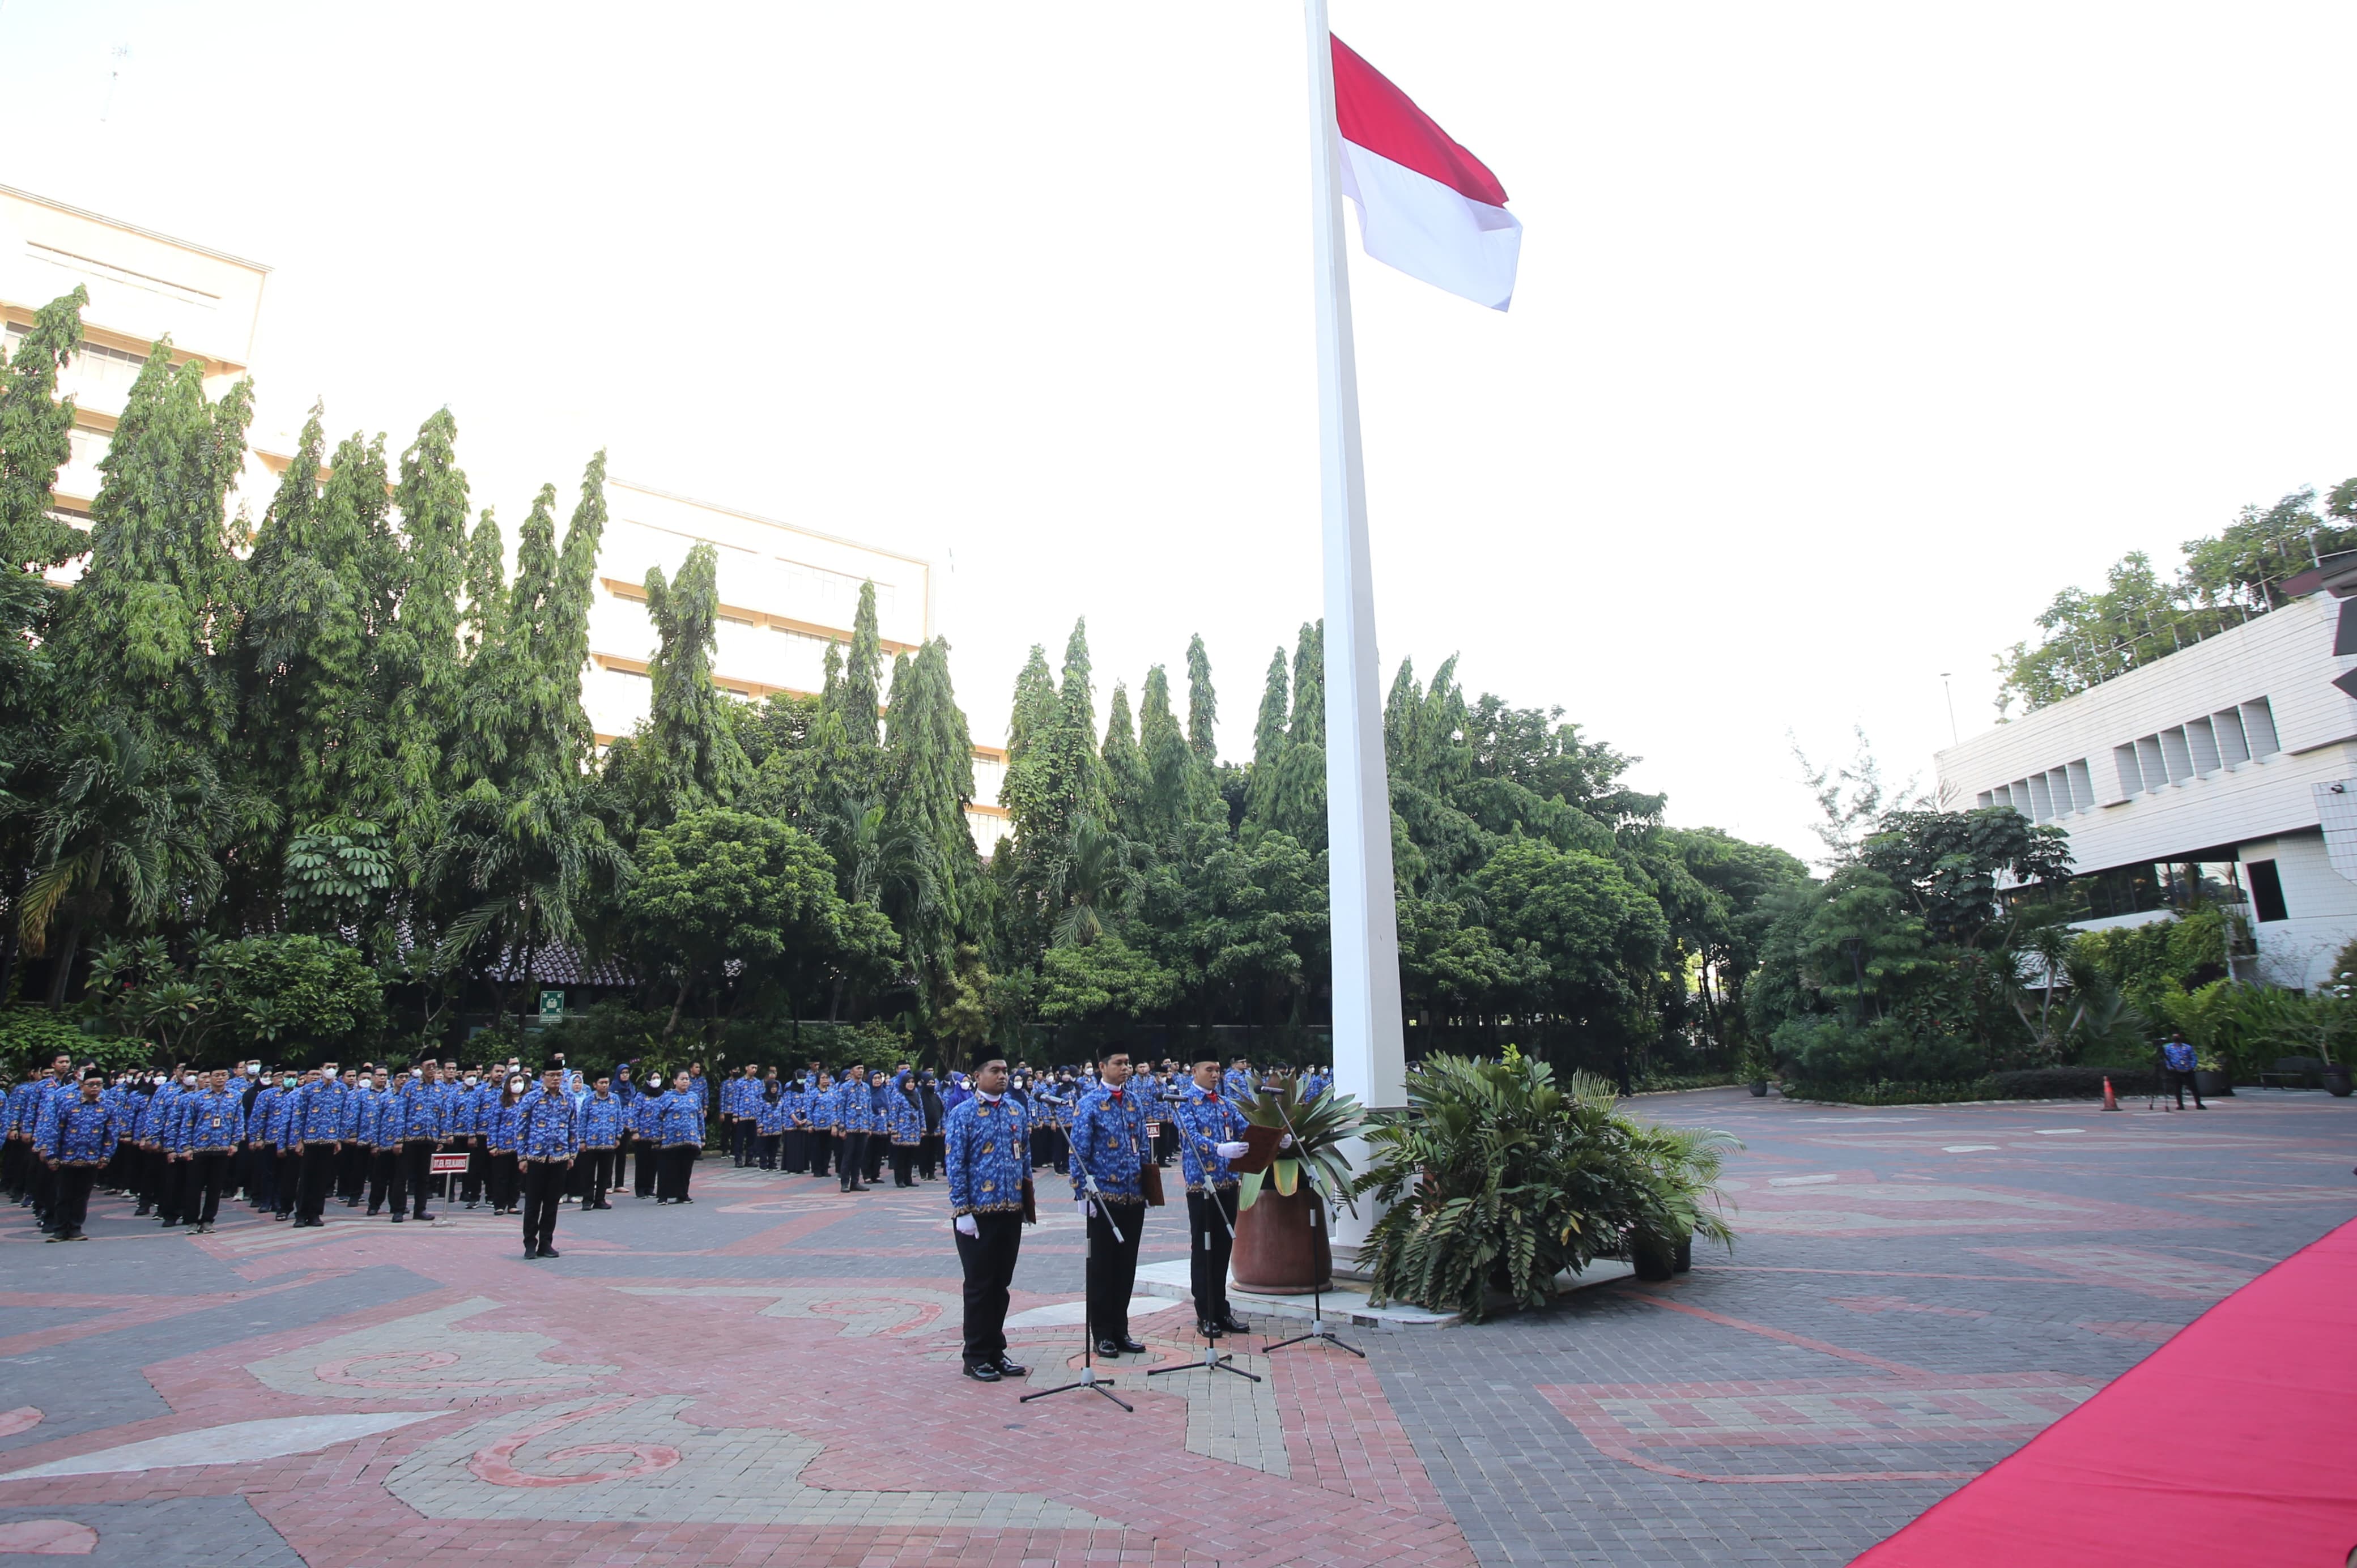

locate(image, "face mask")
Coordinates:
509 1079 525 1093
283 1078 296 1088
465 1075 478 1085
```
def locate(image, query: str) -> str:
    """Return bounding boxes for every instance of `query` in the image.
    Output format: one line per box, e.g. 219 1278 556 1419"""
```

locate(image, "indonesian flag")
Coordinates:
1333 36 1521 311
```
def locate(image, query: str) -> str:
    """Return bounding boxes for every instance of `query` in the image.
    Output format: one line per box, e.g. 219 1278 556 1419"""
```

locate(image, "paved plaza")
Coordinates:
1 1088 2351 1567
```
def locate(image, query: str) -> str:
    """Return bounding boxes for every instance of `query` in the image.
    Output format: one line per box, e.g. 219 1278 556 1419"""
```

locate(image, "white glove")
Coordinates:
1278 1133 1295 1149
954 1213 978 1238
1076 1200 1092 1220
1215 1141 1248 1160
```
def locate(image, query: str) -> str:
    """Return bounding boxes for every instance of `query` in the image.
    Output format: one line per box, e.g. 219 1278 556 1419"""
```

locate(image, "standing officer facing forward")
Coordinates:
1172 1057 1254 1338
517 1066 579 1259
1068 1050 1152 1357
945 1056 1032 1383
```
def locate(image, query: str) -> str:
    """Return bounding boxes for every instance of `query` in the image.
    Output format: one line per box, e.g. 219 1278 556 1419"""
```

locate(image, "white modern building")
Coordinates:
1934 571 2357 990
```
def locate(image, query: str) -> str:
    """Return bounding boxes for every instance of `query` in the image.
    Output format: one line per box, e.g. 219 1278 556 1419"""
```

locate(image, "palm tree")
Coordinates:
1045 813 1141 949
20 717 262 1004
426 777 630 1032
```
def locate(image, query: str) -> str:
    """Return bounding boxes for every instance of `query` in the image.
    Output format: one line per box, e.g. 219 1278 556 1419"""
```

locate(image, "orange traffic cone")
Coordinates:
2101 1076 2120 1112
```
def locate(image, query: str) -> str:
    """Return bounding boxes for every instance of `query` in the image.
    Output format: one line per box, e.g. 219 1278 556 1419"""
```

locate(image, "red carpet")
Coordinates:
1854 1216 2357 1568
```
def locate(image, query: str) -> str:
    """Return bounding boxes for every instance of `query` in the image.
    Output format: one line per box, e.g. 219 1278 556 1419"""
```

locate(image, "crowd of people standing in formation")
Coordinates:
2 1046 1328 1279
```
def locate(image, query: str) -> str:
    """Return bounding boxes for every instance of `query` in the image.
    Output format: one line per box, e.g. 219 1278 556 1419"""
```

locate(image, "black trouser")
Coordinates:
274 1150 297 1216
2169 1068 2205 1108
488 1152 519 1211
865 1134 886 1183
2 1139 24 1201
142 1147 173 1218
189 1149 232 1226
460 1137 486 1203
398 1140 435 1215
581 1148 614 1205
521 1160 567 1252
809 1131 832 1177
298 1144 339 1221
159 1152 192 1223
955 1209 1024 1367
337 1142 367 1201
891 1144 915 1186
1188 1187 1240 1324
367 1149 398 1213
1086 1200 1146 1344
918 1133 942 1180
657 1144 696 1201
732 1118 756 1165
245 1143 274 1209
53 1164 99 1238
756 1134 780 1169
632 1136 658 1197
837 1132 866 1190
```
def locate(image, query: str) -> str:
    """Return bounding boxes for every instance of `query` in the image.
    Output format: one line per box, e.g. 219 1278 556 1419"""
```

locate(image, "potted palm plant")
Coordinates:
1229 1076 1362 1293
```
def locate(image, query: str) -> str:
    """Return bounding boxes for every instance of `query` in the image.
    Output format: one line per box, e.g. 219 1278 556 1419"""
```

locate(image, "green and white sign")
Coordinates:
538 989 565 1020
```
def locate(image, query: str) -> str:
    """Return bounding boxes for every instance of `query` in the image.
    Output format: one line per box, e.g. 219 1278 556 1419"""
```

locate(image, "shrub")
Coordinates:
1772 1015 1983 1090
1988 1066 2160 1099
0 1008 151 1081
1355 1050 1737 1321
1788 1078 1995 1106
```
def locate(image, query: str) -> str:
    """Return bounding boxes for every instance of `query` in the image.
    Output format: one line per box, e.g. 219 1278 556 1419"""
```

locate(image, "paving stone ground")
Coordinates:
0 1088 2350 1566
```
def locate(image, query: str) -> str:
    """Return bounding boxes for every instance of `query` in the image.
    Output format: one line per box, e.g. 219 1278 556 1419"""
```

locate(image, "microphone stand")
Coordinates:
1150 1122 1260 1386
1257 1094 1364 1360
1022 1181 1133 1411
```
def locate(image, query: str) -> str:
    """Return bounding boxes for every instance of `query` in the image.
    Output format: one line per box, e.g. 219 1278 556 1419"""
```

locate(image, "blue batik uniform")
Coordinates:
394 1081 445 1143
249 1085 283 1147
337 1084 373 1146
516 1089 579 1164
140 1083 182 1146
886 1074 922 1147
833 1078 877 1135
292 1079 346 1147
1067 1084 1151 1205
754 1089 790 1137
177 1088 245 1154
35 1097 125 1165
944 1094 1031 1216
1222 1067 1257 1103
657 1085 705 1149
486 1098 520 1155
810 1081 838 1135
580 1092 623 1150
1173 1081 1247 1193
1300 1071 1330 1102
446 1081 482 1140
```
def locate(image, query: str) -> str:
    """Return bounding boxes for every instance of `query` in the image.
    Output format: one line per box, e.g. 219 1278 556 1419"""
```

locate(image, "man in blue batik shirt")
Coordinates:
517 1066 579 1259
1068 1050 1154 1357
1173 1058 1257 1337
944 1056 1033 1383
578 1073 623 1209
36 1072 124 1242
833 1064 875 1194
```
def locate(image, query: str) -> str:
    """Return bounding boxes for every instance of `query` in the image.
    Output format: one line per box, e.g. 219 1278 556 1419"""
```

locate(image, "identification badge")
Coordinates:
211 1117 222 1127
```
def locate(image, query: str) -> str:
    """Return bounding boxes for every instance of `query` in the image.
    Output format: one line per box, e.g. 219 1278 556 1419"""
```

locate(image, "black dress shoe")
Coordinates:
1217 1313 1251 1336
524 1247 541 1259
389 1213 404 1222
993 1356 1029 1378
1095 1339 1126 1358
962 1361 1002 1382
1114 1336 1146 1354
538 1246 559 1258
415 1212 436 1222
1197 1320 1224 1340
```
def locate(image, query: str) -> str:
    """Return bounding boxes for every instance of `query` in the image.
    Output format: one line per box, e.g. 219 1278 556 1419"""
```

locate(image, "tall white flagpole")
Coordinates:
1305 0 1408 1141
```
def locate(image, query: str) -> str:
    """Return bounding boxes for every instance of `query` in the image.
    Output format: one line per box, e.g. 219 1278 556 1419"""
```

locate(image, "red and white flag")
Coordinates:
1331 36 1521 311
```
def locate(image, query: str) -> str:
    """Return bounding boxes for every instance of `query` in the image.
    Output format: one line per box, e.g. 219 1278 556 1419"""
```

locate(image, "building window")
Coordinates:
2246 859 2288 923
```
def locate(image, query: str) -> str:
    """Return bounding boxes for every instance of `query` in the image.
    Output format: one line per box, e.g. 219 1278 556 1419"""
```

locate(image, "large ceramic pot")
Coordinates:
1747 1080 1769 1097
2325 1065 2354 1098
2194 1070 2234 1099
1232 1183 1332 1294
1631 1233 1676 1282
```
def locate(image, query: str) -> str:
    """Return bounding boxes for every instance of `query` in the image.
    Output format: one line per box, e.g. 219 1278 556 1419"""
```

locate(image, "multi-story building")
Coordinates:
584 479 1011 854
3 182 1012 855
1934 572 2357 989
0 183 276 568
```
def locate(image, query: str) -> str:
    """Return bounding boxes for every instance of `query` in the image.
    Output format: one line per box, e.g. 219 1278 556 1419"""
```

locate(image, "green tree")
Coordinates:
620 808 874 1037
1473 837 1669 1042
51 339 253 748
636 542 751 820
1263 620 1326 850
881 637 981 948
1243 646 1290 828
1186 632 1218 766
1099 681 1152 842
1035 934 1177 1048
381 407 471 857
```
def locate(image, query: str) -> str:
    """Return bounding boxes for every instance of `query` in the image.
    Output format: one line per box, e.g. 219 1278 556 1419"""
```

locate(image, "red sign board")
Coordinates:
429 1152 470 1175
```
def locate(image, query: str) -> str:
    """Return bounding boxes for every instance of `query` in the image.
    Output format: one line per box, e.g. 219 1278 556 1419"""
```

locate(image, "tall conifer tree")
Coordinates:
640 542 750 818
56 340 253 746
1244 646 1290 828
1100 681 1150 841
1266 619 1327 850
0 287 86 582
1137 664 1192 842
384 408 469 847
1185 632 1217 764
